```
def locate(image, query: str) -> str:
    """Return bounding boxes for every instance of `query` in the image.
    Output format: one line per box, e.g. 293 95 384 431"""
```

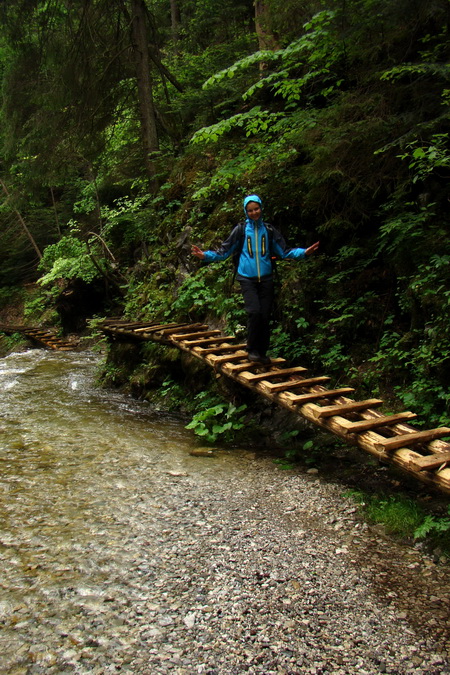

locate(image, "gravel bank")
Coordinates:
1 444 449 675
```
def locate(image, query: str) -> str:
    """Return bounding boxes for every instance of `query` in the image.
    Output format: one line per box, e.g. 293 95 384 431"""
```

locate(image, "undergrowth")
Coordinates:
344 488 450 560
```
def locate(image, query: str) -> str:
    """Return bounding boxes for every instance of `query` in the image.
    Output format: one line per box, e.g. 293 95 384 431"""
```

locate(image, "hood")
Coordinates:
243 194 262 215
243 195 263 227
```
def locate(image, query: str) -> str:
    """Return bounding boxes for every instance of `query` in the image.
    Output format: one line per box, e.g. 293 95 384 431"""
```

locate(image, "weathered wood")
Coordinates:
408 452 450 472
223 358 287 374
198 344 248 355
133 322 187 333
262 376 331 393
374 428 450 453
244 366 308 382
113 321 162 329
170 329 220 340
342 412 418 435
313 398 384 419
209 352 249 365
286 387 355 405
187 336 237 347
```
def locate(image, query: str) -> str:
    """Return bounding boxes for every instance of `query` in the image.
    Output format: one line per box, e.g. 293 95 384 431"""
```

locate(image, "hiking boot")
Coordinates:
247 351 262 362
259 355 271 365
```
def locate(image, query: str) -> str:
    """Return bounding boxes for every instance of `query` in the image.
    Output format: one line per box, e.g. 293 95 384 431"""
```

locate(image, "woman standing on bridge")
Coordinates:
191 194 319 364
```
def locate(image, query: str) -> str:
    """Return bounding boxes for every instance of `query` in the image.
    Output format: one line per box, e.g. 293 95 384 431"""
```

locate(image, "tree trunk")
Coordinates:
130 0 160 191
170 0 181 45
0 179 42 260
254 0 280 61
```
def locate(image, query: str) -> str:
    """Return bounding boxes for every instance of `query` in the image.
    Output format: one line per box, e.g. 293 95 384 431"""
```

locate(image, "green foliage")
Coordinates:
169 266 246 327
414 506 450 540
191 108 284 145
37 234 102 285
397 134 450 183
344 490 425 537
186 401 247 444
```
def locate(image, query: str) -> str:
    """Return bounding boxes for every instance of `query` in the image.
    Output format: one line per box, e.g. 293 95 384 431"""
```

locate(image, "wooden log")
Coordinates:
374 428 450 453
408 451 450 472
312 398 384 419
286 387 355 405
262 376 331 393
342 412 418 435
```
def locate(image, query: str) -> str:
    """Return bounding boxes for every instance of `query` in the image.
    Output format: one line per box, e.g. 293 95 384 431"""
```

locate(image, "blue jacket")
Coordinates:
203 220 306 281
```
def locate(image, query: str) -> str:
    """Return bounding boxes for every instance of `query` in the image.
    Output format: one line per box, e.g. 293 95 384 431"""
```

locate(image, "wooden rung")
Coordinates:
288 387 355 405
133 323 187 333
171 327 220 342
313 399 384 419
224 359 286 373
342 412 418 435
374 427 450 453
198 344 247 355
408 451 450 472
161 326 210 338
108 321 158 328
263 376 331 393
187 336 236 347
246 366 308 382
210 352 248 364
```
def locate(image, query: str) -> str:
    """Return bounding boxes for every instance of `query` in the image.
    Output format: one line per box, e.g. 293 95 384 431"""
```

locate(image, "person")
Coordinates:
191 194 319 364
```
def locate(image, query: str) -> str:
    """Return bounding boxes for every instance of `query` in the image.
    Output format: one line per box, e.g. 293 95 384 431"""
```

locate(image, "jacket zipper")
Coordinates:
255 224 261 280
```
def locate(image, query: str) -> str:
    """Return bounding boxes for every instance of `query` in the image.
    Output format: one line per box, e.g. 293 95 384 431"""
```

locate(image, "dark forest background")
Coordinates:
0 0 449 430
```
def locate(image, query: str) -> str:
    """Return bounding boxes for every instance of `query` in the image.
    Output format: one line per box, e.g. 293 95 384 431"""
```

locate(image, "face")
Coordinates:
246 201 262 221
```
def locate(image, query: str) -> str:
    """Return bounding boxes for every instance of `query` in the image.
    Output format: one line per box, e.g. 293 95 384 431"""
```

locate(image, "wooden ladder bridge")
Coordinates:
0 324 77 351
2 318 450 495
100 318 450 496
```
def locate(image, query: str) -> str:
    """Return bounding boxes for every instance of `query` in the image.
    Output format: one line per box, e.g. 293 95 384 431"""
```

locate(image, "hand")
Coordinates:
305 241 320 255
191 245 205 260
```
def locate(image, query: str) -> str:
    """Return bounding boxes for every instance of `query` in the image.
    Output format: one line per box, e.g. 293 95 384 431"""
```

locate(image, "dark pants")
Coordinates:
239 277 274 356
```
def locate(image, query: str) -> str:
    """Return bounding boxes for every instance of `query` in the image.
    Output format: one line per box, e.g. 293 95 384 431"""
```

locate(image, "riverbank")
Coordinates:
1 351 449 674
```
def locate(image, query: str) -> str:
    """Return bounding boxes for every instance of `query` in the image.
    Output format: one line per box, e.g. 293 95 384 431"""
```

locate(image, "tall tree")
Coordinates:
254 0 279 52
129 0 160 190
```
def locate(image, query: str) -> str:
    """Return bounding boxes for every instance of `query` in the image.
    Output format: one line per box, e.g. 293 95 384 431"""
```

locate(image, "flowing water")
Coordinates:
0 349 219 672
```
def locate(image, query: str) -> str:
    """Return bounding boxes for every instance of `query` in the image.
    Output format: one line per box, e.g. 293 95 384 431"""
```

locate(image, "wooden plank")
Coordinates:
408 451 450 472
245 366 308 382
342 412 418 435
313 398 384 419
197 344 247 355
224 360 285 374
171 329 220 340
288 387 355 405
263 376 331 393
133 323 187 333
104 321 156 328
187 336 236 347
157 324 209 337
209 352 248 365
374 427 450 453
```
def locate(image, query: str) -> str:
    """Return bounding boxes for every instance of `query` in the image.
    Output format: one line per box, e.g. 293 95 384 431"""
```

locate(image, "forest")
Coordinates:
0 0 449 442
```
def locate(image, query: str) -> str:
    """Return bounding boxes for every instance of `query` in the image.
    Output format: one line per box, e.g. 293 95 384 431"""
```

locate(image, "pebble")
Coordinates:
1 351 450 674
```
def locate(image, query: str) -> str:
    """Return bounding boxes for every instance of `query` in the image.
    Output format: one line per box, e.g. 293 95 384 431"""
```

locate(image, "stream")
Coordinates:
1 349 449 674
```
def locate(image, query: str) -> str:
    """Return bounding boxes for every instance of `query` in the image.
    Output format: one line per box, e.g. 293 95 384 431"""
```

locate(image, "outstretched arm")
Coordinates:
305 241 320 256
191 245 205 260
